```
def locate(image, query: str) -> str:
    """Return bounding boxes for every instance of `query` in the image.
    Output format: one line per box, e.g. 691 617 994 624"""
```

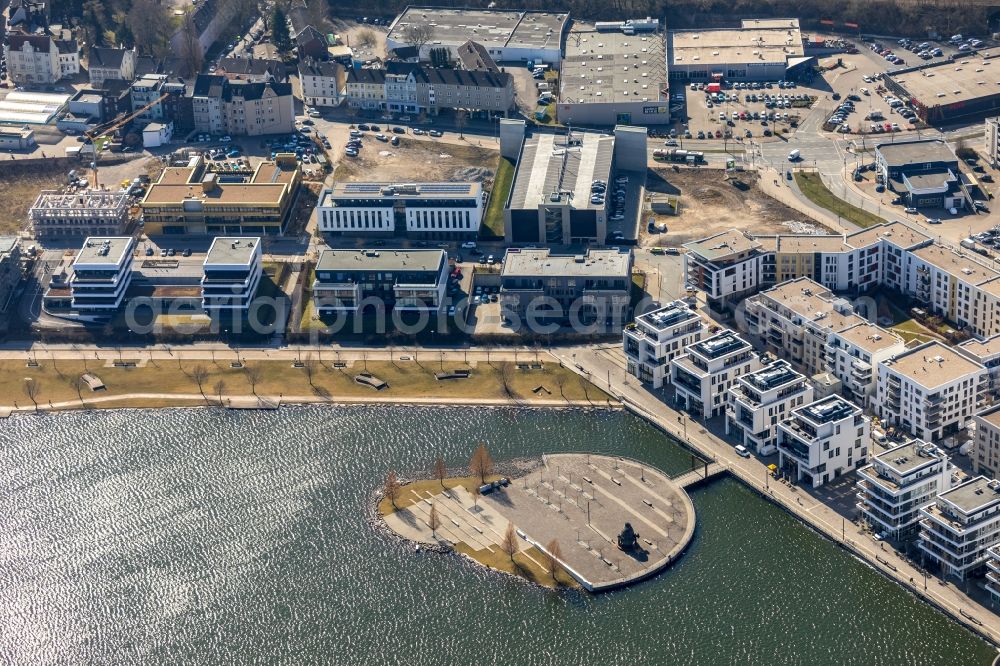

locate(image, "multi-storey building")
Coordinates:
201 237 262 312
857 440 953 539
29 190 130 239
974 404 1000 478
500 248 633 328
347 63 515 117
313 248 448 314
216 56 284 83
683 229 767 312
777 395 869 488
299 59 346 108
88 47 136 89
987 116 1000 169
746 277 866 378
876 341 987 442
824 322 906 408
959 335 1000 397
874 140 965 210
69 237 134 311
623 300 706 389
5 32 78 85
670 330 760 419
986 545 1000 603
221 81 295 136
316 182 483 240
727 360 814 455
0 237 23 312
140 155 300 235
191 74 226 134
919 476 1000 580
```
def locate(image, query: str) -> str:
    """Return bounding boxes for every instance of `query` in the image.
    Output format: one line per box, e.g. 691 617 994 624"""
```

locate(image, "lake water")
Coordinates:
0 405 994 665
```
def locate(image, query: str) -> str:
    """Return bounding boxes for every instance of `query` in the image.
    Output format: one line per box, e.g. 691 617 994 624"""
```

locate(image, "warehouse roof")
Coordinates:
670 19 803 68
560 23 667 105
388 7 567 50
888 56 1000 108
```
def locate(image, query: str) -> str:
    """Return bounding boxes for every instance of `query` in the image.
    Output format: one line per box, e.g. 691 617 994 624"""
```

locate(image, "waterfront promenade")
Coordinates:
553 343 1000 649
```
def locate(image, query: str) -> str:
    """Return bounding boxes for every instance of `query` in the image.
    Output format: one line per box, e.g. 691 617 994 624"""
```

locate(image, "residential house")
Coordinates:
299 59 346 107
88 47 136 89
623 300 707 389
670 329 760 419
777 395 870 488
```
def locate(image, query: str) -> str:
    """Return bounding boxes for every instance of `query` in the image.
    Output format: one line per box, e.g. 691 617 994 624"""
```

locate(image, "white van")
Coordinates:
735 444 751 458
788 149 801 161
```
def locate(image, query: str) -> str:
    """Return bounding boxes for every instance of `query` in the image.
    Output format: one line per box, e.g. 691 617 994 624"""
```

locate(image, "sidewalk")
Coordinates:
551 344 1000 648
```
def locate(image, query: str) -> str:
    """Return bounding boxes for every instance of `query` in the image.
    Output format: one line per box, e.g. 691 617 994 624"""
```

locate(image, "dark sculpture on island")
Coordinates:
617 522 639 552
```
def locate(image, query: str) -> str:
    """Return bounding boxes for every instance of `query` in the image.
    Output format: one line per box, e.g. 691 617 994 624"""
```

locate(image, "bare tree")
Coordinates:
499 362 515 399
555 372 567 401
427 503 441 538
400 23 435 55
68 376 85 405
434 456 447 489
500 522 518 562
357 28 377 48
213 379 226 406
191 365 209 399
244 365 263 395
303 353 317 387
127 0 174 57
384 470 402 510
469 443 494 484
23 378 40 412
455 109 467 140
177 11 204 77
543 539 564 581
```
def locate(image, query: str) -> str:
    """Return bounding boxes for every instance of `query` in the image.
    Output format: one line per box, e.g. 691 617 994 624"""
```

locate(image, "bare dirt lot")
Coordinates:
643 168 831 246
0 165 66 235
333 138 499 183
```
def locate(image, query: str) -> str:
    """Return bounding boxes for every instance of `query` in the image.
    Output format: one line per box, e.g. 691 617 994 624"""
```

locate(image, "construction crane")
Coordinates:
83 92 170 188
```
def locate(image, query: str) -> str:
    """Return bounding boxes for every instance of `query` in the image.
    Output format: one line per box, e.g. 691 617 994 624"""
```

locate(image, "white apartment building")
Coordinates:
201 237 262 312
974 404 1000 478
624 301 706 389
959 335 1000 397
69 237 134 311
726 360 814 455
986 116 1000 169
856 440 953 539
670 330 760 420
746 277 866 378
987 546 1000 603
682 229 767 312
5 33 79 85
824 322 906 408
316 182 484 240
299 59 346 108
919 476 1000 580
777 395 869 488
877 341 987 443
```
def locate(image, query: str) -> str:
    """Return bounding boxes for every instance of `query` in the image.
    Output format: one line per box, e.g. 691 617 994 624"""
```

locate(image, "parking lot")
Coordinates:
679 80 812 142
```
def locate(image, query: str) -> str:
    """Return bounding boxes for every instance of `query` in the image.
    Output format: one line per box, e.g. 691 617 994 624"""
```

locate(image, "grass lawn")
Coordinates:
890 319 940 344
794 172 886 228
2 358 609 411
482 156 514 239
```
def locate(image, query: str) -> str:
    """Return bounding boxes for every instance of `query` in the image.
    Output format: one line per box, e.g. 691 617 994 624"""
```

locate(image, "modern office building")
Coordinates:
919 476 1000 580
623 300 706 389
500 248 633 327
824 322 906 408
974 404 1000 478
201 237 262 312
876 341 987 442
874 140 966 210
29 189 131 239
68 237 134 311
856 440 953 540
316 182 483 240
667 19 807 83
140 155 301 235
777 395 869 488
557 21 670 126
503 131 615 245
313 248 448 314
386 8 569 64
726 359 813 456
745 277 866 378
670 330 760 419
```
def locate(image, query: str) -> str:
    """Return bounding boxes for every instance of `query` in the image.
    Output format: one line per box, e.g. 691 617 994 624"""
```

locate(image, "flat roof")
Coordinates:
795 395 859 424
938 476 1000 515
143 160 297 206
836 322 904 354
508 132 614 211
876 139 956 167
501 248 631 278
774 235 850 253
0 90 69 124
874 440 946 476
0 236 19 255
683 229 762 261
888 56 1000 108
959 334 1000 360
689 330 751 359
669 20 803 68
388 7 567 50
883 341 984 389
316 248 445 273
976 404 1000 430
73 237 132 266
560 24 667 105
743 359 803 392
321 181 481 204
757 277 865 333
637 301 700 331
846 221 931 250
900 170 954 190
205 237 259 266
910 244 998 285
